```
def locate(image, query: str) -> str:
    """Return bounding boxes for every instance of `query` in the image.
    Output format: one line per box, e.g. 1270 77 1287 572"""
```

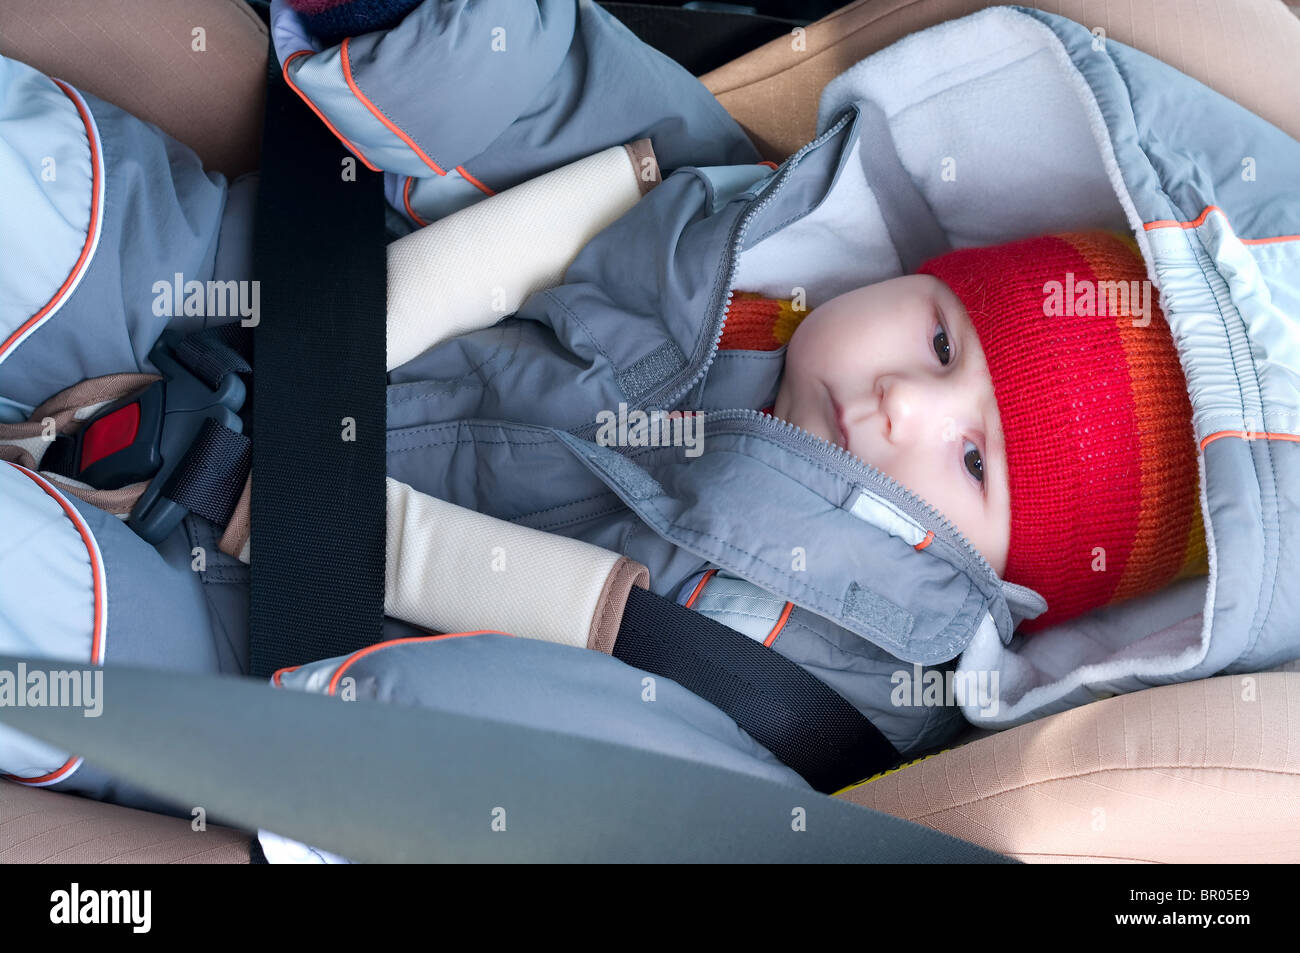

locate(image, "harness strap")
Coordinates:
171 323 253 395
613 586 900 793
163 418 251 528
160 323 255 532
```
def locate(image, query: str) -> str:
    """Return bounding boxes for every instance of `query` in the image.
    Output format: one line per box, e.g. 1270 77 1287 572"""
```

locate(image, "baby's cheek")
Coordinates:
779 326 809 377
784 312 830 371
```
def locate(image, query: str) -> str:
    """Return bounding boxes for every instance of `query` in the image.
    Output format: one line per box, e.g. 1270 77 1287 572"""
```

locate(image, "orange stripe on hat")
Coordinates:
1056 233 1201 605
718 292 806 351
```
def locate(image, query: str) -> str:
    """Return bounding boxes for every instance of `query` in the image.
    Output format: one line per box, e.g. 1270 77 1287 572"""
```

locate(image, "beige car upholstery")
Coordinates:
0 780 252 863
0 0 267 178
0 0 1298 862
838 672 1300 863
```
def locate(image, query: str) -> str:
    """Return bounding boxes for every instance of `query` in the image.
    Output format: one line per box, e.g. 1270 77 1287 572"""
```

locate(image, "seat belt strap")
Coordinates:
612 586 900 793
248 38 387 677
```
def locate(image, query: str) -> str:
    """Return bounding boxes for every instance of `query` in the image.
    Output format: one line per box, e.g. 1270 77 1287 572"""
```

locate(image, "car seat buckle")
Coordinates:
41 329 247 543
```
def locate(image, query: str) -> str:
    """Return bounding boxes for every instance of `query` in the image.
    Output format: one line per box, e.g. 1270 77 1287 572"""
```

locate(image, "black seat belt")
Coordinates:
614 587 899 793
248 39 387 677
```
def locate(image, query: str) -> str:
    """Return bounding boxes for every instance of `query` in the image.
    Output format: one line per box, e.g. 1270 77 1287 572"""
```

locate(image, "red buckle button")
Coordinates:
79 402 141 471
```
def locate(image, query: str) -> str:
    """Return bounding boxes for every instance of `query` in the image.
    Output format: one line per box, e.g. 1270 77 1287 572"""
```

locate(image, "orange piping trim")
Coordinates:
1241 234 1300 246
5 756 81 787
1144 205 1223 230
1144 204 1300 244
1 79 101 362
455 164 495 197
684 568 717 609
402 176 430 227
282 50 381 173
341 37 446 176
326 630 511 696
3 462 105 787
757 160 779 170
1200 430 1300 451
913 529 935 551
271 664 301 687
763 601 794 647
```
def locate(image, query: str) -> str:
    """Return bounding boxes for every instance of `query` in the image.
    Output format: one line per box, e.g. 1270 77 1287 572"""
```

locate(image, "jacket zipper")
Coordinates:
657 106 857 410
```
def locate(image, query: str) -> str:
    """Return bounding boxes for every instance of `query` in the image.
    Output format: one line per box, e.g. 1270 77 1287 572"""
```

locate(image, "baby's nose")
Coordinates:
879 377 923 442
881 374 970 449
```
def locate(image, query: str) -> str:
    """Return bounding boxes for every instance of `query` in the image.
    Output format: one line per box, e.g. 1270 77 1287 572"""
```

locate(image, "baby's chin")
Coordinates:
770 377 811 435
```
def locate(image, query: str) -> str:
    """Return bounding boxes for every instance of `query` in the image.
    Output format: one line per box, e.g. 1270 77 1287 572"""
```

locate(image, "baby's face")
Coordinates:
772 274 1010 576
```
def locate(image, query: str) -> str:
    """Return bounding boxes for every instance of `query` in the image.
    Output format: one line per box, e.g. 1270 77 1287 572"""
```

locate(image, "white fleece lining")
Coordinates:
736 9 1129 299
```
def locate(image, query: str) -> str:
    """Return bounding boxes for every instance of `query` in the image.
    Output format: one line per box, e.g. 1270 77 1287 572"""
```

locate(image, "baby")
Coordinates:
728 230 1208 633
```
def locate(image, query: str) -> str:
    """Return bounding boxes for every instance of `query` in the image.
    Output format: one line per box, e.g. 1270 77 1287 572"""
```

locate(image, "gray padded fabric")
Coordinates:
0 655 1013 863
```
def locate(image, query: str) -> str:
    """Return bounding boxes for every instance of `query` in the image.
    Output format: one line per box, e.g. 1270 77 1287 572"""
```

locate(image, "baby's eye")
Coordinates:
932 327 952 366
963 440 984 485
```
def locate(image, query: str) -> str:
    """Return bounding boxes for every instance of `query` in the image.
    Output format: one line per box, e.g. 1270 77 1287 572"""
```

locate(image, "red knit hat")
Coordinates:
918 232 1208 632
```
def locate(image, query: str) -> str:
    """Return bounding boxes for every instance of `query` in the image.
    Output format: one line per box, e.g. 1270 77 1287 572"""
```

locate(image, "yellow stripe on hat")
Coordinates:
773 298 808 346
1173 486 1211 581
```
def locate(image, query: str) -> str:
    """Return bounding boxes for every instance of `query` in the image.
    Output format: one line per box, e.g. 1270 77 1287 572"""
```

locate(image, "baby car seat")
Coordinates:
1 0 1299 863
